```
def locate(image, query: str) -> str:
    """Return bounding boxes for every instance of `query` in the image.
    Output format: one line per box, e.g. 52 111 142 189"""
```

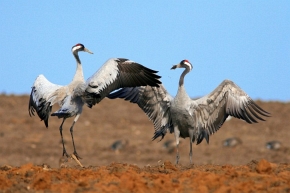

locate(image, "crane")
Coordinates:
29 43 161 161
108 59 270 164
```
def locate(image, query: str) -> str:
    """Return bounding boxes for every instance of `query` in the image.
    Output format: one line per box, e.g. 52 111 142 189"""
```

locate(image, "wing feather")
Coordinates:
108 84 173 141
84 58 161 107
28 74 63 127
189 79 270 141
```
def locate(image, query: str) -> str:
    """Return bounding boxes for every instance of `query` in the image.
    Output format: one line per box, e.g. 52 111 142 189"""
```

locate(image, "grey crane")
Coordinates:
29 43 161 160
108 59 270 164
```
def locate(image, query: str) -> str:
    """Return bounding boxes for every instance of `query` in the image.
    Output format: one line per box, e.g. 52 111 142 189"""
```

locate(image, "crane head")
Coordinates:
72 43 93 54
171 59 192 71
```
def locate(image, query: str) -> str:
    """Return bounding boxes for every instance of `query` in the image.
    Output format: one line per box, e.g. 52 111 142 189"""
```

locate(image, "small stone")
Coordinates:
256 159 272 173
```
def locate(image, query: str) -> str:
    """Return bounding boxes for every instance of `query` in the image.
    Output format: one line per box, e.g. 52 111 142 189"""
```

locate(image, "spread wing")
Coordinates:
84 58 161 107
189 79 270 144
28 74 64 127
108 84 173 140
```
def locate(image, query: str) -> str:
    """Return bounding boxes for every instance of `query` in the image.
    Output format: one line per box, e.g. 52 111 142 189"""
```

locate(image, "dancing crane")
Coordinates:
29 43 161 161
108 59 270 164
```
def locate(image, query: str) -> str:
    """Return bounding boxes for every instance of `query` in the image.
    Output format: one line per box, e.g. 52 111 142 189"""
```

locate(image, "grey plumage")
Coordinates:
29 43 161 160
108 59 270 164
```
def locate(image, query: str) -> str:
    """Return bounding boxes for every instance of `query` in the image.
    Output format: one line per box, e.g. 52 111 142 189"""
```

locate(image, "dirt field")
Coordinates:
0 94 290 192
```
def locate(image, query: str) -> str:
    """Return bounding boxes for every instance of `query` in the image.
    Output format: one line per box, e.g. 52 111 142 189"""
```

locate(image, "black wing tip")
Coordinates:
141 70 162 87
117 59 162 88
152 128 167 141
131 60 162 78
29 94 52 127
28 89 36 116
230 99 271 123
155 79 162 85
116 58 129 63
196 130 209 145
44 120 49 128
253 101 271 115
249 100 271 121
117 58 160 73
139 64 160 74
152 133 165 142
51 112 70 118
28 107 35 117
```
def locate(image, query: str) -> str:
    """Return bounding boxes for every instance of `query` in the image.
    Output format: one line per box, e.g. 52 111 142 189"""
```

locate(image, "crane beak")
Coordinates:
171 63 180 70
84 48 93 54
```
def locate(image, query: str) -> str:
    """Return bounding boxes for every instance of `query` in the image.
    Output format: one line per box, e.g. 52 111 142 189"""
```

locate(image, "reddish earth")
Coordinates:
0 94 290 192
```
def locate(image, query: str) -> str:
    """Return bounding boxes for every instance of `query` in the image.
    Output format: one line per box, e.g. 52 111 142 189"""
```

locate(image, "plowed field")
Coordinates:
0 95 289 192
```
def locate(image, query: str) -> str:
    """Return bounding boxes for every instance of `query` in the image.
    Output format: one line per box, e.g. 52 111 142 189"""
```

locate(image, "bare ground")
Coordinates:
0 94 290 192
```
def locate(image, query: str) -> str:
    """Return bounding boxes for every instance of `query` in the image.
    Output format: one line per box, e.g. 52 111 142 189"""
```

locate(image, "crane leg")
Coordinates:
70 114 81 160
176 143 180 164
59 118 69 157
188 129 194 164
174 127 180 164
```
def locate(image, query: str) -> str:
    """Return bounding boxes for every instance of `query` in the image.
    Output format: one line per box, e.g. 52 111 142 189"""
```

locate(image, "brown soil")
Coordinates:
0 95 290 192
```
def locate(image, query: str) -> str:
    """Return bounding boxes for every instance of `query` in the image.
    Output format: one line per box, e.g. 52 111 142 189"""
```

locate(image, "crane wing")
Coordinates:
28 74 64 127
189 79 270 144
84 58 161 107
108 84 173 141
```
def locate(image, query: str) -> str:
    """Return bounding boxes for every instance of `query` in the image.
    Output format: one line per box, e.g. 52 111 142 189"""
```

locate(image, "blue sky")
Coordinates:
0 1 289 101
